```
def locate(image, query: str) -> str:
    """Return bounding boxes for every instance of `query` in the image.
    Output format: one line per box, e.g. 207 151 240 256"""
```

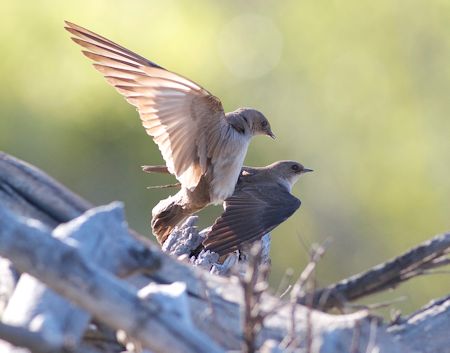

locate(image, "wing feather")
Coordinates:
66 21 226 189
203 184 301 256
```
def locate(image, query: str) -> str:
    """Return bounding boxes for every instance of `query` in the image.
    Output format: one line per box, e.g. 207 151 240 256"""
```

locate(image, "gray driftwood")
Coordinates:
388 294 450 353
1 203 160 352
0 203 222 353
0 203 414 353
0 152 449 353
301 232 450 310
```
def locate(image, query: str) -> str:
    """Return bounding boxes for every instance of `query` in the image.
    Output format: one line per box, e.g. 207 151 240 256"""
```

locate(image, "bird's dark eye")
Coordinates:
261 120 268 127
291 164 300 172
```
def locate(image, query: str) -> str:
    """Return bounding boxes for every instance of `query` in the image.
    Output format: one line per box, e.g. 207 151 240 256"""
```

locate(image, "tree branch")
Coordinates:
305 233 450 310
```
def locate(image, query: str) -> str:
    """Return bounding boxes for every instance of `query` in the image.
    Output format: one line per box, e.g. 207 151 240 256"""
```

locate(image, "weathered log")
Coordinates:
0 204 223 353
0 322 102 353
0 152 91 225
1 203 159 352
303 233 450 310
388 294 450 353
162 216 272 276
0 203 417 353
0 258 18 314
1 152 449 353
0 151 94 332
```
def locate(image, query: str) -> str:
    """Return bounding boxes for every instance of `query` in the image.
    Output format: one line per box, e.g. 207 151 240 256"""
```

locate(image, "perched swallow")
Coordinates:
65 22 275 243
202 161 312 256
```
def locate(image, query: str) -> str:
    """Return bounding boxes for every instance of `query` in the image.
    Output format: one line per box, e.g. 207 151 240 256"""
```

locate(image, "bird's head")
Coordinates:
270 160 313 189
238 108 275 139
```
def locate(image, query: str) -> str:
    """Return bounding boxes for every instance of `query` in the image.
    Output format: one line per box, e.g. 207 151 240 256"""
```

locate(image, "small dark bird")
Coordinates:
202 161 312 256
65 22 275 244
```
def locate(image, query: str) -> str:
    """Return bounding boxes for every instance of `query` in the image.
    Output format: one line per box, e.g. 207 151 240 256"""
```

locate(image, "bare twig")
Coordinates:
279 284 293 300
282 240 330 350
275 268 294 298
239 244 270 353
346 296 407 311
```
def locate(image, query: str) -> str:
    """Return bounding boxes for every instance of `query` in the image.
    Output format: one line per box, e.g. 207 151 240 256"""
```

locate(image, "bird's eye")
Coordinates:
261 120 268 127
291 164 300 172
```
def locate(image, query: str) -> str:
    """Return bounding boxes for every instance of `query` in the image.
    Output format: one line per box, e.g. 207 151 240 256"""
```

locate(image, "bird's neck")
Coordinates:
278 178 293 192
226 113 251 136
278 174 300 192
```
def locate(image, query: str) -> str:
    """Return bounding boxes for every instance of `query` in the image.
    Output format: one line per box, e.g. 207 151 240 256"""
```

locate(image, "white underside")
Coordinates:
209 132 250 204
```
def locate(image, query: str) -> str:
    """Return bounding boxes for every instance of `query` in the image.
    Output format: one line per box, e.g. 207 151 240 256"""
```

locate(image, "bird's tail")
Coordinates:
142 165 170 174
151 192 201 244
142 165 181 189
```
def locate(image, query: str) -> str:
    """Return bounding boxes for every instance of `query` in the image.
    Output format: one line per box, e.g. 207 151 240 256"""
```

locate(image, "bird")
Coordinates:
201 161 312 256
65 21 275 243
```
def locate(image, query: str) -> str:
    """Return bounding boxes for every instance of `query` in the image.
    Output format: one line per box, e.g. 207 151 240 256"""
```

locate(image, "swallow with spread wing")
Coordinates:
65 22 275 243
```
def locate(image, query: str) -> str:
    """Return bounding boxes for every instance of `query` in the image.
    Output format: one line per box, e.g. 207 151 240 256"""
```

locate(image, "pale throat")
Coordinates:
282 174 301 191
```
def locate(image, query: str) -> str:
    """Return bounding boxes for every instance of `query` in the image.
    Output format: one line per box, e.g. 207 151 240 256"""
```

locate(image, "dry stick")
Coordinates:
304 233 450 310
275 268 294 298
283 240 330 351
240 245 270 353
346 296 407 311
0 207 223 353
279 284 293 300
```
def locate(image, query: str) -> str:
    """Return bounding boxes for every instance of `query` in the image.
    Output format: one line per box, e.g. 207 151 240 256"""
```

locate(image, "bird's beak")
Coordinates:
267 131 276 139
302 168 314 173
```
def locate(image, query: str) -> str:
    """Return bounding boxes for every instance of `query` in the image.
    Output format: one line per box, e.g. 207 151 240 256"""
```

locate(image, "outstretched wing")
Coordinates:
65 21 227 190
203 183 301 256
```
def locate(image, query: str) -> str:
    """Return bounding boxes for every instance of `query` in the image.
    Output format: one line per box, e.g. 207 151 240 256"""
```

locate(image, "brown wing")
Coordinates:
65 21 226 190
202 183 301 256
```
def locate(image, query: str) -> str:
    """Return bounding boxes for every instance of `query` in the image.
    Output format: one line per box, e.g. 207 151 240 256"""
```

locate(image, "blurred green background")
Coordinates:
1 0 449 316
